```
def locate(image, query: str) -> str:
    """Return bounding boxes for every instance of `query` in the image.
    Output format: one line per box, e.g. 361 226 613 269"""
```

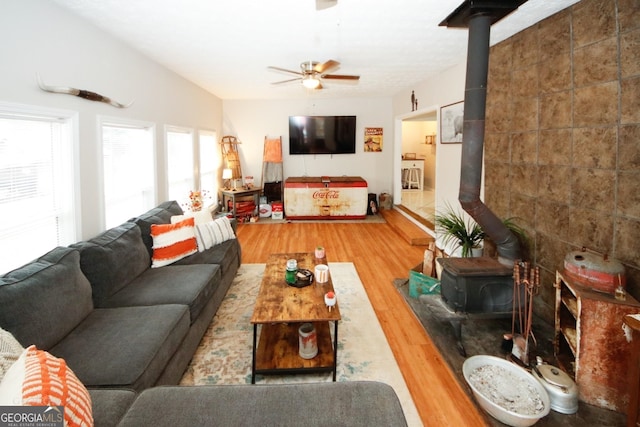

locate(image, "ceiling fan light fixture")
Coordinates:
302 75 320 89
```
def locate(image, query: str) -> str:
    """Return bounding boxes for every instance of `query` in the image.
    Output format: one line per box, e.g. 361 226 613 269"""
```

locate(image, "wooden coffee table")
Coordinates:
250 252 341 383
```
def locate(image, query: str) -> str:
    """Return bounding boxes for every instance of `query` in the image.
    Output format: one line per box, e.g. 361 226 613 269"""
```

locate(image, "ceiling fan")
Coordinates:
268 60 360 90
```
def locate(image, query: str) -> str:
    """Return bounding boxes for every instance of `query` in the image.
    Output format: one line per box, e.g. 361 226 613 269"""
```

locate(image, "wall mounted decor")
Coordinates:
440 101 464 144
36 74 134 108
364 127 383 152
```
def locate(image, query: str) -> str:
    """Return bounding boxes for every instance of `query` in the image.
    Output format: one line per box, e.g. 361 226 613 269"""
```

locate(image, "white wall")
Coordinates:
392 63 467 211
222 97 394 196
0 0 224 239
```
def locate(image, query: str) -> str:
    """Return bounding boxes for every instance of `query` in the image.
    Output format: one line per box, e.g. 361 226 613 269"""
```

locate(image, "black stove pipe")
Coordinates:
445 3 523 263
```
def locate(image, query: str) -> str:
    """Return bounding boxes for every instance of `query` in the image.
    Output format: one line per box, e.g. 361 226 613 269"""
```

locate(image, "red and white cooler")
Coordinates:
284 176 368 219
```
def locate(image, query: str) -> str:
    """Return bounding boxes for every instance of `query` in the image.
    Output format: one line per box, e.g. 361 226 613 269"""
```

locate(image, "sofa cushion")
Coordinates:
173 238 240 274
70 222 150 307
131 201 184 258
117 382 408 427
0 247 93 350
170 209 213 226
0 345 93 427
50 305 190 392
89 388 136 427
150 218 198 268
102 264 221 323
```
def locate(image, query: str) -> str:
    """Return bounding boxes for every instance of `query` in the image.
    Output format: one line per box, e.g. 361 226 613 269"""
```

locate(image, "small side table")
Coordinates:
221 188 262 218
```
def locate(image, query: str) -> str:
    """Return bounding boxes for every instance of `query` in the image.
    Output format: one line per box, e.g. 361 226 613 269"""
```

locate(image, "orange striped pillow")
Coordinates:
0 345 93 427
150 217 198 267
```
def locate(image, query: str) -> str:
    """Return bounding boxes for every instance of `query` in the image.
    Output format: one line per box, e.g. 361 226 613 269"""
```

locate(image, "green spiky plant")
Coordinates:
434 203 485 257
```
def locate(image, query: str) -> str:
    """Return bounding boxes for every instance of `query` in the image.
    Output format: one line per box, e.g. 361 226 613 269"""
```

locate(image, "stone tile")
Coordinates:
539 90 572 130
617 0 640 33
484 186 510 220
573 126 617 169
574 82 618 127
535 230 573 273
484 133 510 164
484 162 510 190
574 37 618 87
621 76 640 124
539 54 572 95
572 0 616 49
615 216 640 267
511 164 538 197
619 124 640 171
539 165 571 203
489 40 513 75
510 132 538 165
510 192 537 229
539 10 571 63
617 171 640 219
571 168 616 213
511 25 539 70
511 66 539 99
485 100 512 134
487 68 511 102
510 98 538 132
539 129 572 166
567 206 614 251
621 28 640 78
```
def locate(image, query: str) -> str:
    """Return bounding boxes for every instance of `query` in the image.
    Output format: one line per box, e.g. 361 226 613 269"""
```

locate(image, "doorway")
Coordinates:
395 108 438 230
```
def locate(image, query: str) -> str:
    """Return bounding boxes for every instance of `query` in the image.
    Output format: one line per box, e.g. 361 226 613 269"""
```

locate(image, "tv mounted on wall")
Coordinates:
288 115 357 155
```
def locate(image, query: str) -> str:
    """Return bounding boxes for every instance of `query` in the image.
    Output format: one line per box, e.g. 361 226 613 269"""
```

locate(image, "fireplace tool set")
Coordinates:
504 261 540 366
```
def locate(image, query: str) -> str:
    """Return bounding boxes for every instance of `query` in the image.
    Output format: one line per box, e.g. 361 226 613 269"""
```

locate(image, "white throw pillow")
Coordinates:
0 327 24 382
171 209 213 226
194 216 236 252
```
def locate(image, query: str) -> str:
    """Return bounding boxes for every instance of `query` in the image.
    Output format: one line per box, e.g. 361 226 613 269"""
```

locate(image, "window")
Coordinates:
0 103 77 273
101 118 155 229
166 126 195 206
199 130 218 207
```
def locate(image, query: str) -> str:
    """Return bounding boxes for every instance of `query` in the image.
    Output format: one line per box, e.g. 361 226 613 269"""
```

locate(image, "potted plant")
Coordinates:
434 204 485 257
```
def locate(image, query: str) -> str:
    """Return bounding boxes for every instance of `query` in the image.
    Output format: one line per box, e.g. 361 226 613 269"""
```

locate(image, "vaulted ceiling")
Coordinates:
51 0 580 100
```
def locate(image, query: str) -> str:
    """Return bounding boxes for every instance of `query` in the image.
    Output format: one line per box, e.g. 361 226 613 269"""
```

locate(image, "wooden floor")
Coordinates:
236 212 488 427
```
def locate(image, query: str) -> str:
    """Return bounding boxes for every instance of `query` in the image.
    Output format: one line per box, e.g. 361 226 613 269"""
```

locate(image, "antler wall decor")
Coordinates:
36 74 134 108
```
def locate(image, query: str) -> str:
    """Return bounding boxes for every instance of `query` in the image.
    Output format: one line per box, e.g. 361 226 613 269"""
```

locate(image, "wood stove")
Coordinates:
438 257 516 314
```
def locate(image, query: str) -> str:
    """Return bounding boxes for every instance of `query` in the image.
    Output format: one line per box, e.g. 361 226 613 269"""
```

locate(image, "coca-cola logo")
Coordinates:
313 190 340 199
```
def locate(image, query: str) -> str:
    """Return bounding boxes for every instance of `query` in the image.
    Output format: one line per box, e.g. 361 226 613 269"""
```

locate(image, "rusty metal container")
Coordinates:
563 249 626 294
284 176 367 219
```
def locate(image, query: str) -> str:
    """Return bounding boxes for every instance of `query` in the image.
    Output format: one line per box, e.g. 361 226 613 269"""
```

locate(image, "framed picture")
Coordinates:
364 127 383 152
440 101 464 144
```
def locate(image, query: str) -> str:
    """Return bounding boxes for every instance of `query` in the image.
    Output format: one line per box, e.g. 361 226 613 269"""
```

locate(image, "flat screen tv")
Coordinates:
289 115 356 155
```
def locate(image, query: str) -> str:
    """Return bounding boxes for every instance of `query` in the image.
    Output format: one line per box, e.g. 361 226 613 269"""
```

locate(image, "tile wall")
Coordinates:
484 0 640 322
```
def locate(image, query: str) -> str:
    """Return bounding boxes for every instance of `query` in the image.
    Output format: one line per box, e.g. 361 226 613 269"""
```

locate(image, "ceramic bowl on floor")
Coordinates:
462 355 550 427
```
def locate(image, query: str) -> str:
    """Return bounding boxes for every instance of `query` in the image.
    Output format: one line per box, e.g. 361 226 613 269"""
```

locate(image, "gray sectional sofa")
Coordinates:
0 201 408 426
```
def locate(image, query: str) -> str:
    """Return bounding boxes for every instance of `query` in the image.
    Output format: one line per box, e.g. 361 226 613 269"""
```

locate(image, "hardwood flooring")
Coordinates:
236 215 488 427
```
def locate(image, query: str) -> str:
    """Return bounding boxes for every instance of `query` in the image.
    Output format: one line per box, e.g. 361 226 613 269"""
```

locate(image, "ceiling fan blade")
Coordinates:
314 59 339 74
321 74 360 80
271 77 302 85
316 0 337 11
267 66 303 76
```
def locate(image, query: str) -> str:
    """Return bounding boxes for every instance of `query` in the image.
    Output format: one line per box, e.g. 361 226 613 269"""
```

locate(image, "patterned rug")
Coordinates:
181 263 421 426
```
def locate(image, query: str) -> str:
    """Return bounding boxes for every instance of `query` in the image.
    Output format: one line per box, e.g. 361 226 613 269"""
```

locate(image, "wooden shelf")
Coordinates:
255 321 335 373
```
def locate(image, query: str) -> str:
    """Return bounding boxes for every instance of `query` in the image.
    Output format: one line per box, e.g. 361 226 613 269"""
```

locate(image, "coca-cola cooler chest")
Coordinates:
284 176 368 219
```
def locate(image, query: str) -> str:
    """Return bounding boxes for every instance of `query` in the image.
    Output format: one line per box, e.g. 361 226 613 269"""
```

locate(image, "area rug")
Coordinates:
181 263 421 426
